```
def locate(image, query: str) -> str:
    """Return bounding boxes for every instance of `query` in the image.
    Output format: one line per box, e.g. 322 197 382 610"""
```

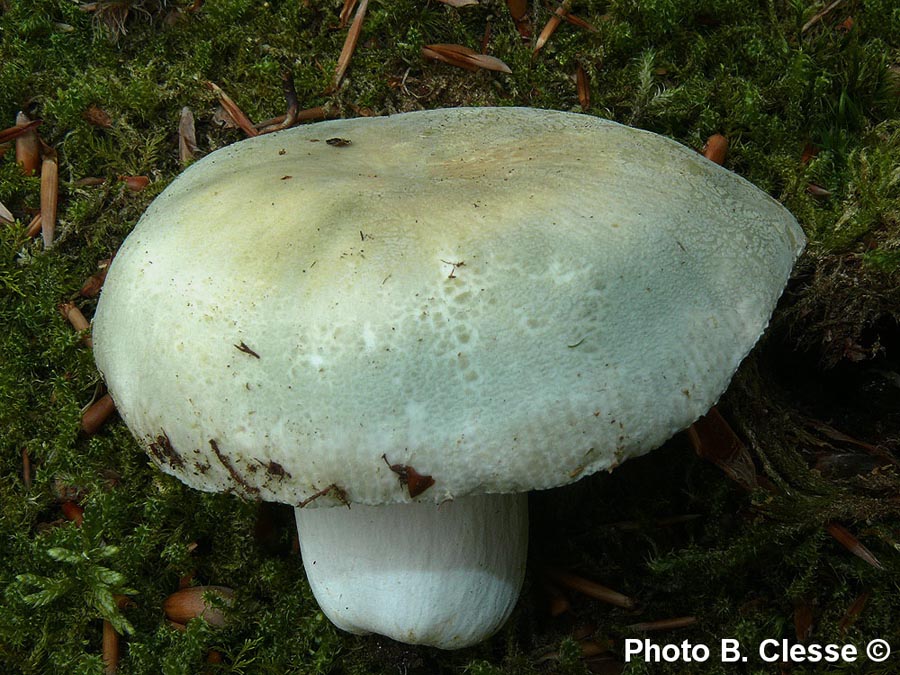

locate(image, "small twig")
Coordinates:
22 448 32 489
259 71 300 134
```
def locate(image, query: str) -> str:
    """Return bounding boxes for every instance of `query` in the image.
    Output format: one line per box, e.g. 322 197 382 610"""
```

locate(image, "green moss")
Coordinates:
1 0 899 672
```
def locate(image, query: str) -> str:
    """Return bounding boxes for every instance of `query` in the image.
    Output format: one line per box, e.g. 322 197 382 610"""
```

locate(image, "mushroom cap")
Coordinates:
93 107 805 506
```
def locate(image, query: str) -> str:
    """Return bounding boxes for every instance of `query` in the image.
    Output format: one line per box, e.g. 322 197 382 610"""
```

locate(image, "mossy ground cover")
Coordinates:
1 0 899 673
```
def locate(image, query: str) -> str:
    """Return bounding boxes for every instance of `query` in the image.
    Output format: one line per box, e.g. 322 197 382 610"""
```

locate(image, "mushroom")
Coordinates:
92 107 805 649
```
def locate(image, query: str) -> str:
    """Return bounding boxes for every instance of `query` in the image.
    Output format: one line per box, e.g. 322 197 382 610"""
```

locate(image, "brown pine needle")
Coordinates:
576 64 590 110
25 213 42 238
15 112 40 175
259 71 300 134
703 134 728 165
206 82 258 137
838 591 870 635
546 569 636 609
423 44 512 73
22 448 32 489
627 616 697 631
0 118 41 143
59 302 93 346
794 601 814 641
333 0 368 90
103 620 118 674
338 0 357 27
825 522 884 570
82 393 116 435
534 0 571 55
178 107 197 164
564 13 597 32
687 407 758 491
40 149 58 248
119 175 150 191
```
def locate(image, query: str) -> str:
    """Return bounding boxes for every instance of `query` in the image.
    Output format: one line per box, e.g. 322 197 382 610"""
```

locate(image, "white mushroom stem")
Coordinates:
294 492 528 649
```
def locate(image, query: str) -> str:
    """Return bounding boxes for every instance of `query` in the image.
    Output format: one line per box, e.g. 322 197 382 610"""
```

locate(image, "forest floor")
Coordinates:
1 1 898 673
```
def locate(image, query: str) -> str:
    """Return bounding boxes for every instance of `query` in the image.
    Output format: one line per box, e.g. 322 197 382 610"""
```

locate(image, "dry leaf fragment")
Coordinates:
82 393 116 435
436 0 478 6
687 407 758 491
178 107 197 164
333 0 368 90
206 82 258 137
576 65 590 110
546 568 636 609
800 142 819 164
534 0 571 55
825 522 884 570
83 105 113 128
163 586 235 628
15 112 40 176
702 134 728 165
422 46 478 72
61 501 84 525
806 183 831 197
40 149 58 247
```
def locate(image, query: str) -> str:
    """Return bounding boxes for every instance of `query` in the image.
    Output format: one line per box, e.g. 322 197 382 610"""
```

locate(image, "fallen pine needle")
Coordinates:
59 302 93 347
103 620 118 674
546 568 636 609
82 393 116 435
338 0 357 28
687 407 758 491
0 200 14 224
206 82 258 137
506 0 531 38
0 117 41 144
15 112 40 176
22 448 31 489
26 213 42 238
576 64 590 110
702 134 728 165
838 591 870 635
825 522 884 570
534 0 572 55
119 175 150 191
178 107 197 164
627 616 697 632
333 0 368 90
423 43 512 73
40 149 58 248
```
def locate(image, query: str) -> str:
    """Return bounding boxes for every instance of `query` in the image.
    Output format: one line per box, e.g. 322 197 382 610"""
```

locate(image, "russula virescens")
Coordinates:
93 107 805 649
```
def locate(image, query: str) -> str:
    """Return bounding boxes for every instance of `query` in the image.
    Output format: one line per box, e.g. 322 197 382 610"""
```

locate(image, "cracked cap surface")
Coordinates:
92 107 805 506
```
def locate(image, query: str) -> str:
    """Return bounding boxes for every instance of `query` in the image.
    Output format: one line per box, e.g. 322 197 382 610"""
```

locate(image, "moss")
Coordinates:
1 0 899 673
